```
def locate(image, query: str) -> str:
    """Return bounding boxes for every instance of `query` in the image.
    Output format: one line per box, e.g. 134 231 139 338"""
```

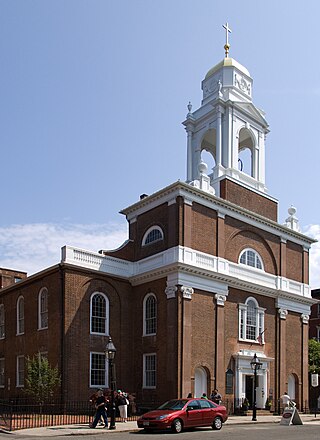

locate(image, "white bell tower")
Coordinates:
183 23 270 197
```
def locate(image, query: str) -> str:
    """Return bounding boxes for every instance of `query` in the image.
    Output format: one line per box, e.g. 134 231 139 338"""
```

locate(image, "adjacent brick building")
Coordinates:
0 42 316 412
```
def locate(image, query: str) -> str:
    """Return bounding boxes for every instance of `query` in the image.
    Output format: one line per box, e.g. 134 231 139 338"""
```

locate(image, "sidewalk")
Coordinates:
8 413 320 437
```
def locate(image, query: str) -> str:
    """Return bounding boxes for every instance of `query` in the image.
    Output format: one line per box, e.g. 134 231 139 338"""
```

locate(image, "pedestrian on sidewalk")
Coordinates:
90 389 109 428
280 392 294 412
210 389 222 404
116 390 129 422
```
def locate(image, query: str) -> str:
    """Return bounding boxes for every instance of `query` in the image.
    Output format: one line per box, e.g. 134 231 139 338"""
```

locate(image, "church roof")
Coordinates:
205 57 250 79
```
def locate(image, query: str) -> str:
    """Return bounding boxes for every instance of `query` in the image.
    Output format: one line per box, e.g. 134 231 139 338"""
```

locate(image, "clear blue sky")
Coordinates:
0 0 320 286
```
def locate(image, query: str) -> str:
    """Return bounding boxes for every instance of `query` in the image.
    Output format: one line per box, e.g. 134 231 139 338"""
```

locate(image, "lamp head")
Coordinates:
105 337 116 360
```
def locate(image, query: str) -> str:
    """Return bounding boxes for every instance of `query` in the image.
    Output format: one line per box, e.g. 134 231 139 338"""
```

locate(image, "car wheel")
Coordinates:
212 416 222 430
171 418 183 433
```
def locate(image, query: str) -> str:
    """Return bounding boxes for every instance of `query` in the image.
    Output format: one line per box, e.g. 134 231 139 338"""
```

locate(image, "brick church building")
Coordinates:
0 34 316 411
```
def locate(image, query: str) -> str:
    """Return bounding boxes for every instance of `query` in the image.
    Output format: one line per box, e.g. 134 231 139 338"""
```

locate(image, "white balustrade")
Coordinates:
61 245 311 299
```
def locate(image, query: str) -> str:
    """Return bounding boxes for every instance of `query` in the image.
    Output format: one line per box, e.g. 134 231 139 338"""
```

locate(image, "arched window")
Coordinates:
17 296 24 335
239 248 264 270
90 292 109 335
0 305 4 339
239 297 265 342
143 293 157 336
142 226 164 246
238 127 255 177
38 288 48 330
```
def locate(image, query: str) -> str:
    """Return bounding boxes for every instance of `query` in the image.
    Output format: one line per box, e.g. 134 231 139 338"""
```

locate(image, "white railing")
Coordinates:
61 245 311 298
61 246 133 278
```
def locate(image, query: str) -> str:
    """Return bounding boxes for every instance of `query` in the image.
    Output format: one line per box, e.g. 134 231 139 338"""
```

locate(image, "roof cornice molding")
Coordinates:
120 181 316 247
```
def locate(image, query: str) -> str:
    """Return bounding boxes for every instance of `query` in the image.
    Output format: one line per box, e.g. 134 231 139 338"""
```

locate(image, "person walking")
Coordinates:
90 389 108 428
280 392 293 412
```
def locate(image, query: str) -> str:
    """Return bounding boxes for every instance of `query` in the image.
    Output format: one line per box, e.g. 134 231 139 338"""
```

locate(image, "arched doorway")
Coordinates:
194 367 207 398
288 374 296 401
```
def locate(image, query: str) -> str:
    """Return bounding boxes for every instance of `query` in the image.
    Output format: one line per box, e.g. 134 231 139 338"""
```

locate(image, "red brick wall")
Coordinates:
0 268 27 289
0 268 62 400
63 267 133 401
224 216 280 275
190 290 216 392
286 241 303 283
220 178 278 221
191 204 217 254
131 278 175 405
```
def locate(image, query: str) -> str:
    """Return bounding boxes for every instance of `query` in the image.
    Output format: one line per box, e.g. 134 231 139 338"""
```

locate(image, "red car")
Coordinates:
137 398 228 433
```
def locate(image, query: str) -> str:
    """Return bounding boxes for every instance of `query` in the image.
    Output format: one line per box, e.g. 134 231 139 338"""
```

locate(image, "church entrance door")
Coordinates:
245 374 264 409
194 367 207 398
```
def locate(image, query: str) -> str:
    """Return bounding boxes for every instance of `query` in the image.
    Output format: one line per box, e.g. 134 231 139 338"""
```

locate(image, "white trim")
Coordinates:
143 293 157 337
238 297 265 343
89 352 108 388
16 296 24 336
119 182 314 247
239 248 264 271
0 304 5 340
143 353 157 389
16 355 24 388
38 288 48 330
90 292 109 336
142 226 164 246
0 358 4 388
61 245 314 313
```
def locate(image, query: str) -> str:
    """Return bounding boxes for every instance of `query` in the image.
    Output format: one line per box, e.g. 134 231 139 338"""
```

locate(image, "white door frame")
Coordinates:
234 350 272 408
194 366 207 398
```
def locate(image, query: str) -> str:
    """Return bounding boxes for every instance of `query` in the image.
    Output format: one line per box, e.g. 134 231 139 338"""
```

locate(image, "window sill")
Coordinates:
239 338 264 345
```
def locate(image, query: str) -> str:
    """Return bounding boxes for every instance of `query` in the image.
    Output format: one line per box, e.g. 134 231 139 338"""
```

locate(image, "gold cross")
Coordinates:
222 22 232 57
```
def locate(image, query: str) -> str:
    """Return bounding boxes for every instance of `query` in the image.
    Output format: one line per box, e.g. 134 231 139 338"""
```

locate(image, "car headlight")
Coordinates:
155 415 169 420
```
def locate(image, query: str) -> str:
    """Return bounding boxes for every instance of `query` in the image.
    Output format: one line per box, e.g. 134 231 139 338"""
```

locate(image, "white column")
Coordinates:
216 109 222 167
186 128 193 182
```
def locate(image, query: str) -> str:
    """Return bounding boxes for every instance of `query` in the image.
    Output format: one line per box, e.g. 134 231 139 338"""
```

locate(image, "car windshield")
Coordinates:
157 400 187 410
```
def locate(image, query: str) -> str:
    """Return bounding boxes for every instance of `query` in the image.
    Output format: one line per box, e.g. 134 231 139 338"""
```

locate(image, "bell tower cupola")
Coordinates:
183 23 270 198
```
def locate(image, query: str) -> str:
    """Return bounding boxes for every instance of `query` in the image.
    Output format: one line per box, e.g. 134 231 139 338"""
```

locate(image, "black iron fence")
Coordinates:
0 397 317 431
0 400 139 431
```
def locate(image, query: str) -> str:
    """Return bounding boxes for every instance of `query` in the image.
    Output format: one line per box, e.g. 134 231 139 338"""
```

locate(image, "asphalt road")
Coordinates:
1 423 320 440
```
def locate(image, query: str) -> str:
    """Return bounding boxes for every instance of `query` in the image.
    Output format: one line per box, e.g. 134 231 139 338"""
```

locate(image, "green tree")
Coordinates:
24 353 61 403
309 339 320 374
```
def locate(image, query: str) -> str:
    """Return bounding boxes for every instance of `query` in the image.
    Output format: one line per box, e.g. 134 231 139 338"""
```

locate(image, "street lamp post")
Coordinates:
250 353 262 421
105 337 117 430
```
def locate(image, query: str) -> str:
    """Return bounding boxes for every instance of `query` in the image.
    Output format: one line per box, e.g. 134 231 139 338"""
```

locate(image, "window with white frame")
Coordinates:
143 353 156 388
239 248 264 270
143 293 157 336
317 303 320 317
16 355 24 387
90 292 109 335
90 352 107 388
317 327 320 343
17 296 24 335
0 358 4 388
142 226 164 246
38 288 48 330
0 305 4 339
239 297 265 343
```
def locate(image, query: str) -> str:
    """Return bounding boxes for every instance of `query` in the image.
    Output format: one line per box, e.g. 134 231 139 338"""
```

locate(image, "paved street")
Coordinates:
1 421 320 440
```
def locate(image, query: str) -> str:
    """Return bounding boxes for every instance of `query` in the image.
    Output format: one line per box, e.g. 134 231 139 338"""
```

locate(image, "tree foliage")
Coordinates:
25 353 61 403
309 339 320 374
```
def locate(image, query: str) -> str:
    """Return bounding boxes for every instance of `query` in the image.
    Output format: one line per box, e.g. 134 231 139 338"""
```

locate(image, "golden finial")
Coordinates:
222 22 232 57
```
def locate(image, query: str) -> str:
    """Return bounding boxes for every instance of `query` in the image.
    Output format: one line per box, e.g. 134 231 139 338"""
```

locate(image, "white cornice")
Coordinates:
120 181 315 248
61 245 316 314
